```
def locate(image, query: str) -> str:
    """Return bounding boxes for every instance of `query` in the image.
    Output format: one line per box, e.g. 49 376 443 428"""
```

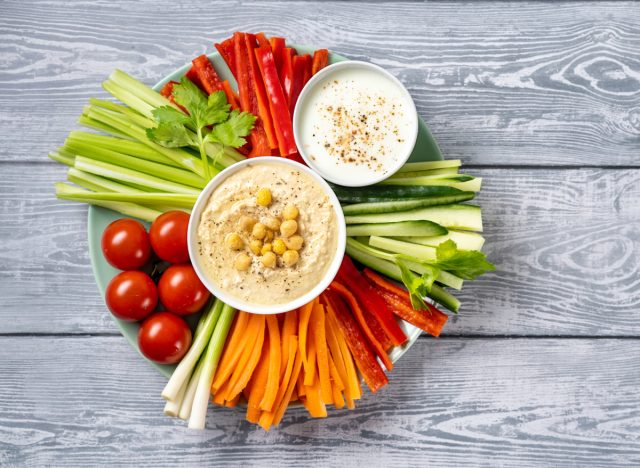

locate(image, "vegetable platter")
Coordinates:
49 31 494 431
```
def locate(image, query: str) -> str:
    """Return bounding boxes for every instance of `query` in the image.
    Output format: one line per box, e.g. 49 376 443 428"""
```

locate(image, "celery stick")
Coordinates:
56 184 162 221
74 156 200 195
59 190 197 208
109 69 175 110
162 302 223 401
396 160 462 172
189 302 236 430
87 107 206 177
78 114 130 139
67 131 180 167
64 141 205 189
48 151 75 166
102 81 155 119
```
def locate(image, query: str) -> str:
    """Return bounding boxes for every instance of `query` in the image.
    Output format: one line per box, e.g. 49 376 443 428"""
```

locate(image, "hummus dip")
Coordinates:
196 161 339 307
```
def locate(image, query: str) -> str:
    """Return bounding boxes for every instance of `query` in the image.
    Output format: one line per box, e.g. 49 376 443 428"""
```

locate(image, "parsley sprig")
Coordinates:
146 77 256 180
396 240 495 311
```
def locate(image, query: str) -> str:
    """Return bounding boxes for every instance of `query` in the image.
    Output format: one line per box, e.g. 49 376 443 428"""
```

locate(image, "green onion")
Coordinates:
189 301 235 429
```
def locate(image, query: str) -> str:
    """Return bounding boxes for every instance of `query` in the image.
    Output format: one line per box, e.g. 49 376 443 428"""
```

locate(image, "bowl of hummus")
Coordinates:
188 157 346 314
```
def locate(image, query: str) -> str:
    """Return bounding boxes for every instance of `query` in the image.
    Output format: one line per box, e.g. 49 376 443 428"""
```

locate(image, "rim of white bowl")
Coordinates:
292 60 419 187
187 157 347 315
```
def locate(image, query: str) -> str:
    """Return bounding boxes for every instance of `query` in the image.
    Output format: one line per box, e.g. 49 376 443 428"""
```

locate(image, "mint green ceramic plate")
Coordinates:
88 46 443 378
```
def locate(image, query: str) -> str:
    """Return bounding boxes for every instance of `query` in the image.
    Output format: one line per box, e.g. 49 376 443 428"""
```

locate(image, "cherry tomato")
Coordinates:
158 264 210 315
106 271 158 321
138 312 192 364
149 211 190 263
101 219 151 270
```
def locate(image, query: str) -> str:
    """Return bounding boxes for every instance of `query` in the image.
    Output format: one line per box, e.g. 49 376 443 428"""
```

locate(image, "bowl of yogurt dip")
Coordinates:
188 157 346 315
293 60 418 186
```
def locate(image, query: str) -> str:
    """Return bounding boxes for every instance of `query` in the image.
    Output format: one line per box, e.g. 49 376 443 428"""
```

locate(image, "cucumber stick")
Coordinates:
346 220 447 237
345 239 461 312
345 204 483 232
390 167 459 178
381 175 482 192
330 184 466 204
402 230 485 251
396 160 462 172
341 191 475 215
370 236 437 262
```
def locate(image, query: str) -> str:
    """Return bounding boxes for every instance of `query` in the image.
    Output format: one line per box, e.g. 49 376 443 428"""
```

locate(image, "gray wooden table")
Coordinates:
1 1 639 466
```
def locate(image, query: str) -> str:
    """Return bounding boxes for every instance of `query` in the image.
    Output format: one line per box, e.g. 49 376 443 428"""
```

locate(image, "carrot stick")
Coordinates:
260 315 281 411
246 338 270 424
313 302 332 403
329 281 393 371
226 316 265 400
281 309 298 373
323 302 349 390
325 297 362 404
273 349 304 426
258 336 298 431
303 323 317 386
296 371 306 397
211 312 250 392
225 394 240 407
212 379 231 405
332 384 345 410
303 377 327 418
328 353 345 391
298 299 315 378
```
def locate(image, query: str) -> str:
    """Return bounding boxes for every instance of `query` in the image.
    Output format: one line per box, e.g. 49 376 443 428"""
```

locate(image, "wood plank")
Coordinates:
1 1 639 166
1 164 638 336
0 336 638 466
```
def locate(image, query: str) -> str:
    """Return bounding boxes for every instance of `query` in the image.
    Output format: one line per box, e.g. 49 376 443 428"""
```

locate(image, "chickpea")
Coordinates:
249 239 263 255
238 215 257 233
282 204 299 220
234 253 252 271
282 249 299 267
285 234 304 251
272 238 287 255
280 219 298 238
263 216 281 231
256 187 272 206
264 229 274 242
251 222 267 240
225 233 244 250
261 242 273 255
261 251 277 268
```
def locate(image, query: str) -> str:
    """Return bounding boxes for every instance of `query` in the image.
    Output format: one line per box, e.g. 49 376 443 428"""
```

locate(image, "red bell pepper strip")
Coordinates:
363 268 449 336
379 289 448 337
254 45 297 156
289 54 312 115
184 66 203 90
337 257 407 346
279 48 295 104
160 80 178 98
234 32 270 157
215 38 236 78
191 55 224 94
328 281 393 371
221 80 240 110
270 37 286 76
311 49 329 75
289 152 306 166
245 34 278 151
255 32 271 48
159 81 188 114
323 291 388 393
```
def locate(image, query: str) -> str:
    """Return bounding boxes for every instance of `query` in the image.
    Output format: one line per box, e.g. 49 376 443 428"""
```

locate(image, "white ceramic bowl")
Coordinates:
292 60 419 187
188 157 346 315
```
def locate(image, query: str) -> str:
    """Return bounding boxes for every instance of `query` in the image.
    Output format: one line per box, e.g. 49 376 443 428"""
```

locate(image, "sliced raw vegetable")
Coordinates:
396 159 462 172
346 220 447 237
402 230 486 251
381 175 482 192
331 184 469 203
341 193 474 215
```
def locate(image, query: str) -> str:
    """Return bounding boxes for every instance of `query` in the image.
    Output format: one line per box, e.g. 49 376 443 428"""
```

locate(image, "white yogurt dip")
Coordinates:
293 61 418 186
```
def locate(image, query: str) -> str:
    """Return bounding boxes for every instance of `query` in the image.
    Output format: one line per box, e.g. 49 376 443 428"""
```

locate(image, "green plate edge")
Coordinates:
88 45 443 379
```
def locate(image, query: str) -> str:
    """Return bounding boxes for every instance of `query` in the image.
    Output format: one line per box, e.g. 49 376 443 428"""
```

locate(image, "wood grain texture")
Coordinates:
1 1 639 166
1 163 638 335
0 336 638 467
